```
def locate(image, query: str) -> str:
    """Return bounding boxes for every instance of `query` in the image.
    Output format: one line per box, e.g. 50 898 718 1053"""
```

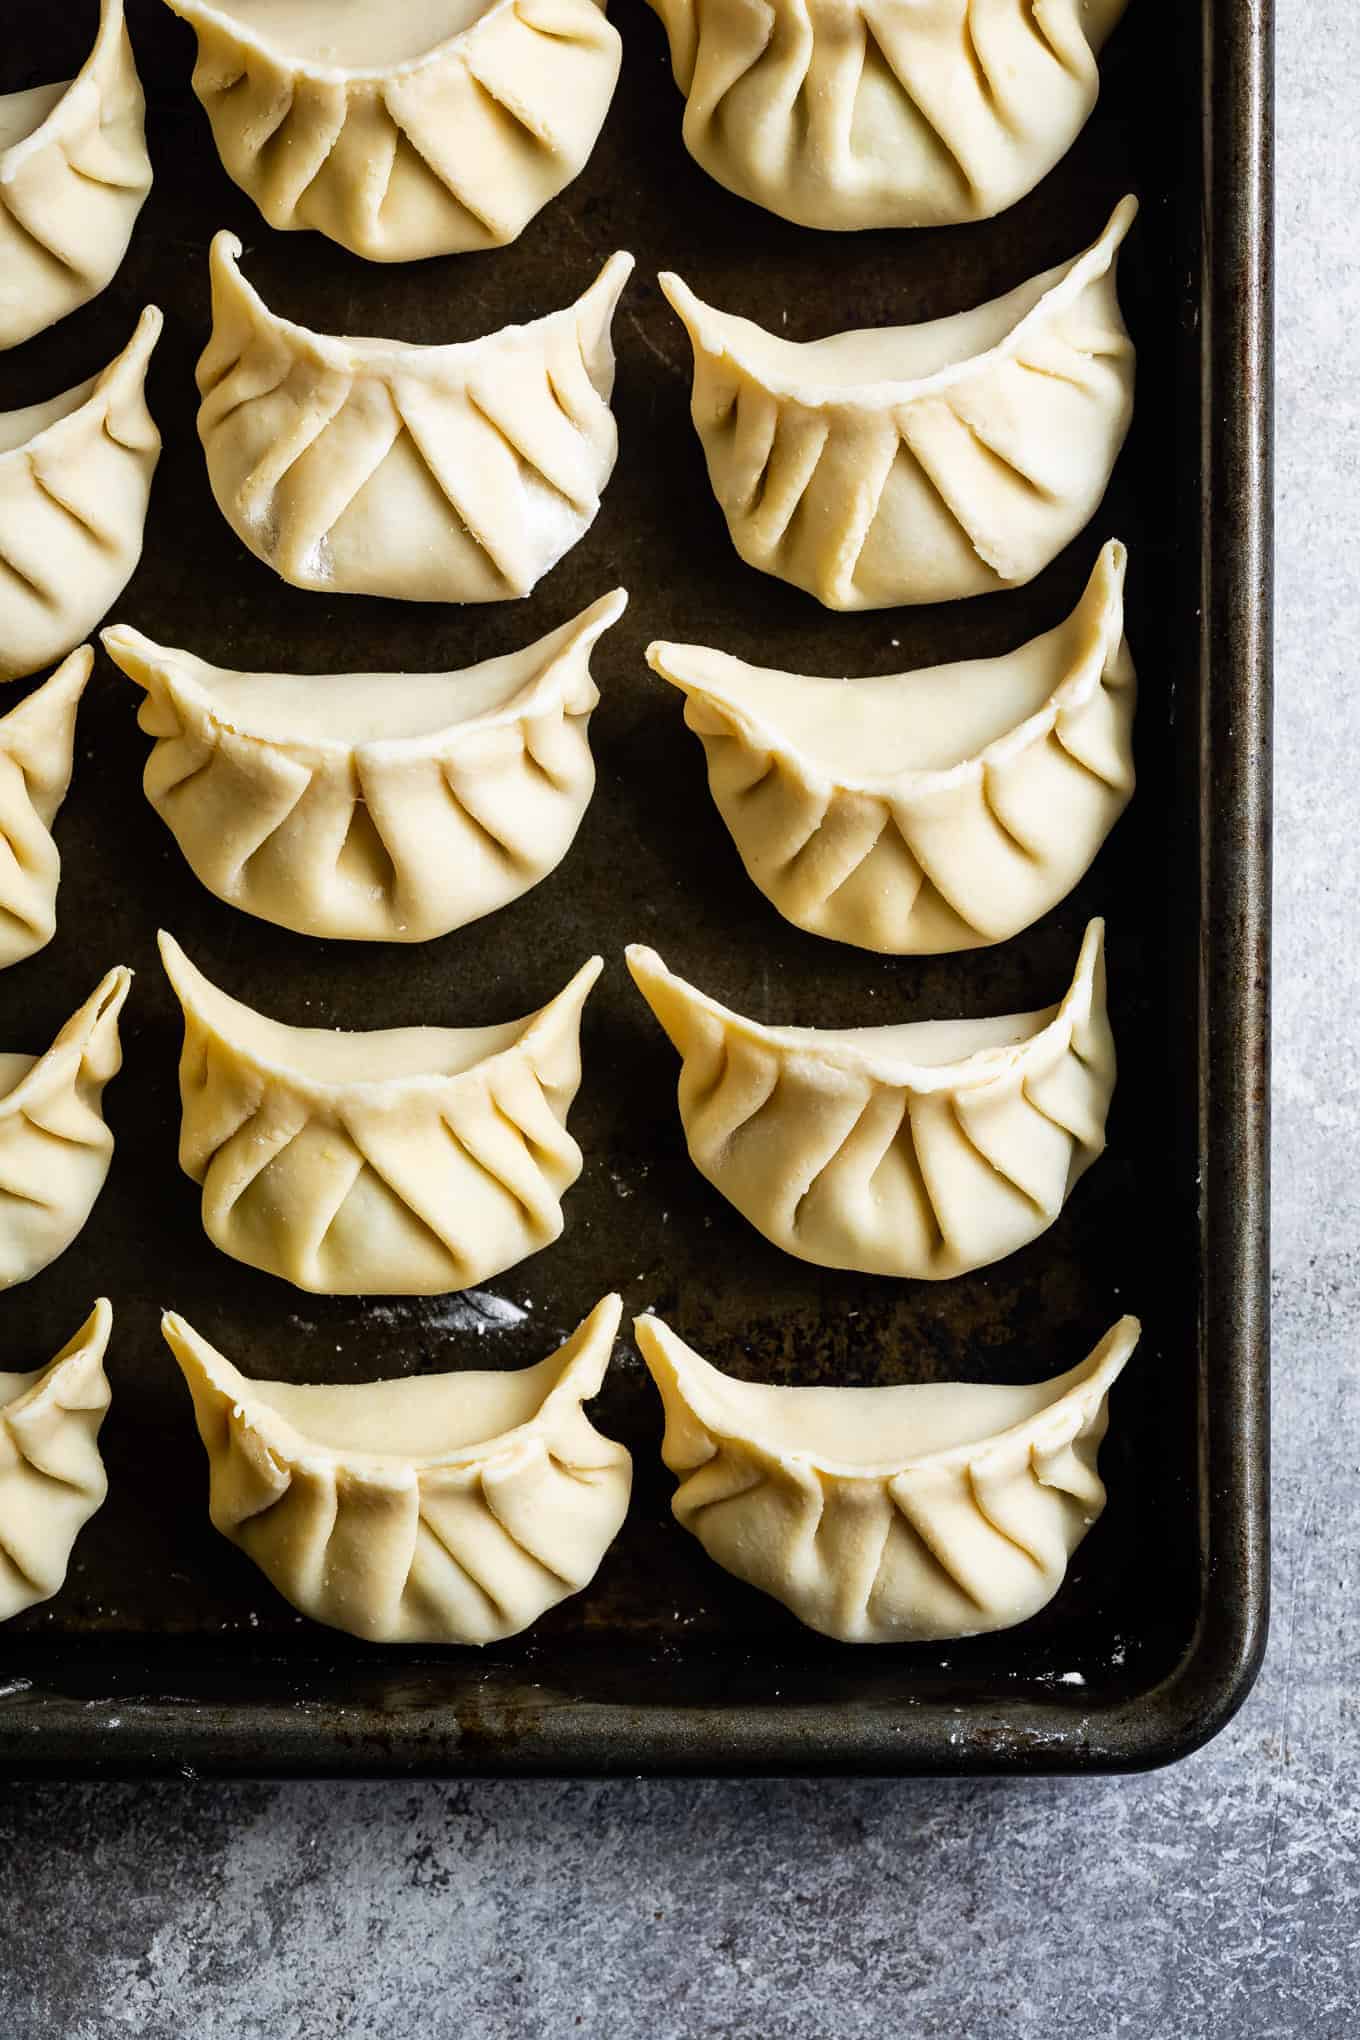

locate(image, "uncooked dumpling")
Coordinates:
0 307 163 683
196 233 632 603
646 0 1129 232
627 919 1113 1279
104 589 626 942
636 1310 1138 1643
0 1299 113 1621
165 1293 631 1643
163 0 621 261
649 541 1135 953
0 0 152 349
662 199 1136 610
160 933 602 1295
0 647 94 970
0 967 132 1291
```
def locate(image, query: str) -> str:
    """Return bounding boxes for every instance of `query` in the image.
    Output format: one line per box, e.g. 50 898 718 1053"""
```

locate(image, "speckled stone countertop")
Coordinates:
0 4 1354 2035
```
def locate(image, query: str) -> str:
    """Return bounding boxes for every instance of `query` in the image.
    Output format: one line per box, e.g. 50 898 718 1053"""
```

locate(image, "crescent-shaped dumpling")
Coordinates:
661 199 1136 611
646 0 1129 233
160 934 603 1295
635 1310 1138 1643
0 1299 113 1621
163 1294 631 1643
103 589 626 942
162 0 622 262
648 541 1135 954
627 919 1113 1279
0 967 132 1291
0 0 153 350
196 234 633 604
0 307 163 684
0 647 94 970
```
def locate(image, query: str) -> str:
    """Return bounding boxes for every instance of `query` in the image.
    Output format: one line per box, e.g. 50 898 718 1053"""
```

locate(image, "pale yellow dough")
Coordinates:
0 969 132 1292
0 1300 113 1622
646 0 1129 233
164 1294 631 1643
627 919 1113 1279
196 235 632 604
0 308 163 683
160 934 602 1295
163 0 621 261
635 1311 1138 1642
0 0 152 349
0 648 94 970
103 590 626 943
662 199 1136 610
649 541 1135 953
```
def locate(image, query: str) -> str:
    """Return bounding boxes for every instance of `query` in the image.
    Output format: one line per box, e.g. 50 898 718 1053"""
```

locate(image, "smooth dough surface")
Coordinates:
165 1293 631 1643
164 0 621 260
0 969 131 1291
636 1310 1137 1642
104 589 626 942
0 647 93 969
0 308 162 683
196 235 632 604
0 0 152 349
627 919 1114 1279
161 934 602 1294
646 0 1129 232
649 540 1135 953
663 199 1136 610
0 1299 113 1621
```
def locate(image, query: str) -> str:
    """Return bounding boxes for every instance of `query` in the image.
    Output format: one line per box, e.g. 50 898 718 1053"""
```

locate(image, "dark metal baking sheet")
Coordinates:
0 0 1270 1775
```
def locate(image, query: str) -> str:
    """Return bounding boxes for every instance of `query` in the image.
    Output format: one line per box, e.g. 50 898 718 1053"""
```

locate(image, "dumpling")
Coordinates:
196 233 633 603
645 0 1129 232
164 1294 631 1643
0 967 132 1291
103 589 626 942
648 541 1135 954
662 198 1136 610
0 0 152 350
160 933 603 1295
163 0 621 262
0 307 163 684
0 647 94 970
627 918 1113 1279
0 1300 113 1621
635 1310 1138 1643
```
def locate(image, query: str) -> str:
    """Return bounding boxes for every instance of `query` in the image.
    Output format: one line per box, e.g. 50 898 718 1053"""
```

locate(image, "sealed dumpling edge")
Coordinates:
635 1310 1138 1642
0 1298 113 1622
163 0 622 261
104 588 627 942
0 646 94 970
164 1293 632 1643
649 541 1135 953
627 919 1114 1279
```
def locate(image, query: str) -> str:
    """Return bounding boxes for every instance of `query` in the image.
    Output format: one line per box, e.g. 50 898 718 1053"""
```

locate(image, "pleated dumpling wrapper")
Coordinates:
0 0 152 350
0 307 163 683
160 934 602 1295
103 590 626 942
0 647 94 970
0 969 132 1291
662 199 1136 611
649 541 1135 955
196 234 633 603
0 1299 113 1621
163 0 621 262
627 920 1113 1280
635 1311 1138 1643
164 1294 631 1643
646 0 1129 234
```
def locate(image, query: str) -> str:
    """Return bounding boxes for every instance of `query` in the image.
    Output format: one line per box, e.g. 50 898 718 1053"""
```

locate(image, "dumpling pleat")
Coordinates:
0 650 89 967
0 1303 112 1618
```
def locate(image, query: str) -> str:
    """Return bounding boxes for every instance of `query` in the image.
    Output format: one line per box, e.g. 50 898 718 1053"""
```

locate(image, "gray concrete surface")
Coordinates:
0 4 1354 2035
